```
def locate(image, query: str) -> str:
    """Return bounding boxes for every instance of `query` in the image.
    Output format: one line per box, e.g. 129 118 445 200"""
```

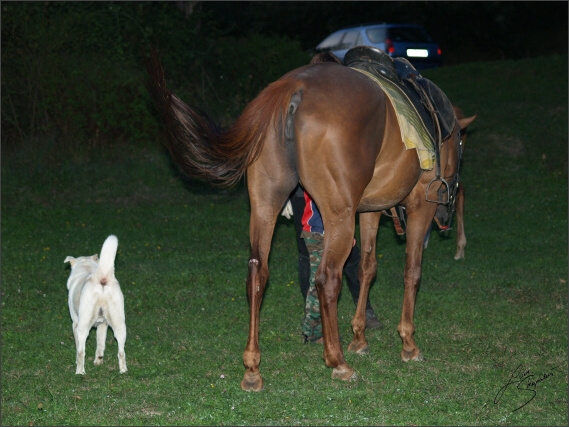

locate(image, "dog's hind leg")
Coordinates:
94 322 108 366
74 323 88 375
106 307 127 373
113 324 127 373
107 314 127 373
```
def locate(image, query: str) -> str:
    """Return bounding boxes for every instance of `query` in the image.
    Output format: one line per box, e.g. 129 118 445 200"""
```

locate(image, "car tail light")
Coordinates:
437 47 442 56
385 38 395 54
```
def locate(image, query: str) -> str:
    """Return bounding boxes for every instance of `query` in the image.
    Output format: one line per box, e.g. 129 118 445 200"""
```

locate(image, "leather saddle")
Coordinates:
344 46 456 143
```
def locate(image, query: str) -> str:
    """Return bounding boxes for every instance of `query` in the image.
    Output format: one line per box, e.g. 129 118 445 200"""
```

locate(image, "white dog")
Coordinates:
64 235 127 374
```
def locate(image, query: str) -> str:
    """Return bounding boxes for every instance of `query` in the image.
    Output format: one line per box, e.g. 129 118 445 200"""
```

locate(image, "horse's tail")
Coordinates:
146 52 302 188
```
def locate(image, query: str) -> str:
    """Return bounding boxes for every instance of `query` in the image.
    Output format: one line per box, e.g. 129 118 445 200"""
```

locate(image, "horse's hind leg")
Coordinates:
240 150 296 391
348 211 381 355
241 206 278 391
454 183 466 260
316 217 358 381
241 254 267 391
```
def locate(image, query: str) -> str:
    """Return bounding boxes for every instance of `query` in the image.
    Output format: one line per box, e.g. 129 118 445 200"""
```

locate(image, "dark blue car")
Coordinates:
315 23 443 70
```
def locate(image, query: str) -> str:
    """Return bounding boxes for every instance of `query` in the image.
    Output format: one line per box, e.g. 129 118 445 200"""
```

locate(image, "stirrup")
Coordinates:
426 176 449 205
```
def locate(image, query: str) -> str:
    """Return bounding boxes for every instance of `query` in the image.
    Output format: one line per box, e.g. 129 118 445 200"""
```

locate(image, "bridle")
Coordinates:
383 129 462 233
433 127 463 230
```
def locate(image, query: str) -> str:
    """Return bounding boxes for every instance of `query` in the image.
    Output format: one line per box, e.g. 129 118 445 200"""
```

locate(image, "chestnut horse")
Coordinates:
147 52 468 391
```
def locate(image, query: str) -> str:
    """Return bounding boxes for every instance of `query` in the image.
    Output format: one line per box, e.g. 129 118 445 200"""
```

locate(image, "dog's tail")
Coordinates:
96 235 118 285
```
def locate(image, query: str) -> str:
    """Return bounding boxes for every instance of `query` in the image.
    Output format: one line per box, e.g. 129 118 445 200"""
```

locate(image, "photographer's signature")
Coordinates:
494 363 558 411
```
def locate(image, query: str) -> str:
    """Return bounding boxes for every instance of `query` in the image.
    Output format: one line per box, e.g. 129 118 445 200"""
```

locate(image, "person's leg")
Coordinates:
343 244 362 306
298 253 310 300
301 231 324 342
290 190 310 300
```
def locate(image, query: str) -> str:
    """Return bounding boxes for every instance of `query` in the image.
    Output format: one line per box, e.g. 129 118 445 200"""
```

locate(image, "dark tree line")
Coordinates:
1 1 566 157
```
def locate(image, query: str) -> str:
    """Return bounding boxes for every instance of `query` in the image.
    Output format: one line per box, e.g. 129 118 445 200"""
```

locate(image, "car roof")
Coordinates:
335 22 425 31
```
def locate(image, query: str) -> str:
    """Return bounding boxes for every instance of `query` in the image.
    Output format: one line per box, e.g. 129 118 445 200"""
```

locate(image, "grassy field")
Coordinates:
2 55 567 426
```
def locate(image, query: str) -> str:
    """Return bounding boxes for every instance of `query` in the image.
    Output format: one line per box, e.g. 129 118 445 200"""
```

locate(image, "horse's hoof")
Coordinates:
332 366 357 382
401 349 424 362
240 372 264 392
348 341 369 355
454 248 465 260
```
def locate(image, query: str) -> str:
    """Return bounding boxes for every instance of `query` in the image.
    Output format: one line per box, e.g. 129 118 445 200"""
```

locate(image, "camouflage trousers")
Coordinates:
300 231 324 341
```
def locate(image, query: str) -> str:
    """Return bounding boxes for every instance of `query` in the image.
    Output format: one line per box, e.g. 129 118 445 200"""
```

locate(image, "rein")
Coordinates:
435 132 463 230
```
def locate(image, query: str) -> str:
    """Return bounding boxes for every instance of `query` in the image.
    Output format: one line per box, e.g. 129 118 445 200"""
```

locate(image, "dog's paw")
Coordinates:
118 352 127 373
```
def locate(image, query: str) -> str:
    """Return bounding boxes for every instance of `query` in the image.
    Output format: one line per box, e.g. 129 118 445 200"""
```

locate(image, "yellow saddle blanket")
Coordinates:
352 67 436 170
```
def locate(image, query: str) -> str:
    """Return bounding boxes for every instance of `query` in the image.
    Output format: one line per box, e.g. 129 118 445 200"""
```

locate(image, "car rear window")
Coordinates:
389 27 433 42
318 32 344 50
339 31 362 49
366 28 387 43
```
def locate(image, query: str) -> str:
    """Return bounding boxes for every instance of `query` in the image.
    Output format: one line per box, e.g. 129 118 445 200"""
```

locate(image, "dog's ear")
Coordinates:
64 256 76 266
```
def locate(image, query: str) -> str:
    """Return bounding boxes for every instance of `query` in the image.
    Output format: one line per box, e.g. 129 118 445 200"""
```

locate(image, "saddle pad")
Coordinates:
351 67 436 170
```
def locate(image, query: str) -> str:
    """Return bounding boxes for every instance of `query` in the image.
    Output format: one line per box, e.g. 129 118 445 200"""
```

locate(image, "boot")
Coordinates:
365 307 383 330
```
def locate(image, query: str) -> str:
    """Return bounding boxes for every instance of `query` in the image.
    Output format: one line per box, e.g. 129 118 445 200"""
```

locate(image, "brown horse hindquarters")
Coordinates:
241 64 385 389
243 66 370 381
292 67 412 379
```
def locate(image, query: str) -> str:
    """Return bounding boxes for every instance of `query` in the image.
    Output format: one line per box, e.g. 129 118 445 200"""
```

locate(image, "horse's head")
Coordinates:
453 105 477 150
448 105 477 178
433 106 477 230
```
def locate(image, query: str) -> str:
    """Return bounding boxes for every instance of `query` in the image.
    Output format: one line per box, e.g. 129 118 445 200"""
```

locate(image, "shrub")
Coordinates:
1 2 308 161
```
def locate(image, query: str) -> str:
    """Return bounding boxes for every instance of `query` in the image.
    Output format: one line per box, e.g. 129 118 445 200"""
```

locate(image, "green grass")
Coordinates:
2 55 567 426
